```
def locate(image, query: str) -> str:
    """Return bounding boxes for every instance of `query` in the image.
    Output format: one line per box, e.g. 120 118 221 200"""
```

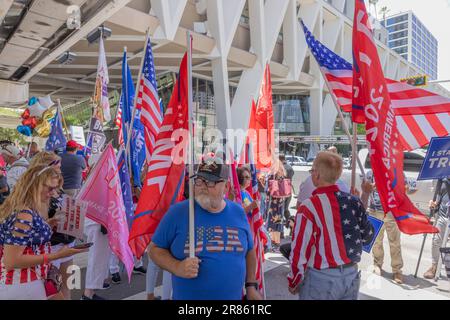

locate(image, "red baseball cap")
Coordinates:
66 140 82 149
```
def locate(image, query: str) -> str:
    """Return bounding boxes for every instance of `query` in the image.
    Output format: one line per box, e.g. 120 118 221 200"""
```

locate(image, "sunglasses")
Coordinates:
43 184 59 193
48 159 61 166
194 177 224 188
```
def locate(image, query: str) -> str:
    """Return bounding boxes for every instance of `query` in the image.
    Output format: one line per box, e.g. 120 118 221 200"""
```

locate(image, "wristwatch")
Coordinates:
245 282 259 290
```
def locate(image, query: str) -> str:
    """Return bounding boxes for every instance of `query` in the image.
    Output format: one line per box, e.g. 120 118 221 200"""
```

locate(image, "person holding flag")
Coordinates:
351 1 438 236
288 151 375 300
148 155 262 300
351 0 438 285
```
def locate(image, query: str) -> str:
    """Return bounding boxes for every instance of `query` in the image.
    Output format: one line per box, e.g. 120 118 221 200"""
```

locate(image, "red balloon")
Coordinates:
21 108 30 119
22 117 37 129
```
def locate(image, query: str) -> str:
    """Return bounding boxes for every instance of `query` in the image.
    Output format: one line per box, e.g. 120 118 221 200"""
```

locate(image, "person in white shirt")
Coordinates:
297 146 350 207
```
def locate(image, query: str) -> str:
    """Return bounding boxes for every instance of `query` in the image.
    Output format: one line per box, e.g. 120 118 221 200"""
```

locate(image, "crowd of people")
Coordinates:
0 140 448 300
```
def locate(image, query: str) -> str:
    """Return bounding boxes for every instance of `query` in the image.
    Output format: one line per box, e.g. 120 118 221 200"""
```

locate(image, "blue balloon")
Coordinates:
28 97 37 106
17 125 32 136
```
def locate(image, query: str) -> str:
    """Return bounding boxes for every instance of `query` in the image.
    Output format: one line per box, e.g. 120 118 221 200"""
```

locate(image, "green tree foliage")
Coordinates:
357 123 366 135
0 127 27 145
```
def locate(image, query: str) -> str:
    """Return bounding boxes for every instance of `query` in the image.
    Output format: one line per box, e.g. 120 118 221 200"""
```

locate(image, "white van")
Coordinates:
285 155 307 166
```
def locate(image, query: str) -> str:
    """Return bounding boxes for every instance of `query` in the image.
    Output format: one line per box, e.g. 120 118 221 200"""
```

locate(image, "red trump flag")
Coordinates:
249 64 275 170
352 0 437 234
128 54 189 258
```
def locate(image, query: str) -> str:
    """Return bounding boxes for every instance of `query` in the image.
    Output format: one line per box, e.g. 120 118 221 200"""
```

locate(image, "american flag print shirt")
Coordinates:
0 210 52 285
288 185 374 289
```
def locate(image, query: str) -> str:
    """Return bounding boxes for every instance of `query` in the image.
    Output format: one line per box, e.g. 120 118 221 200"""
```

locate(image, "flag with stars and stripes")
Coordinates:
244 141 267 295
288 186 375 290
301 21 450 151
351 0 438 235
136 37 163 163
129 54 188 259
115 98 123 146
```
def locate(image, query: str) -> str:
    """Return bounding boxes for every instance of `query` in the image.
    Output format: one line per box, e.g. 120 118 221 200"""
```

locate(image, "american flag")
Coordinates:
302 22 450 151
245 141 266 294
288 186 374 289
129 53 188 259
115 97 123 145
136 37 163 163
206 227 225 253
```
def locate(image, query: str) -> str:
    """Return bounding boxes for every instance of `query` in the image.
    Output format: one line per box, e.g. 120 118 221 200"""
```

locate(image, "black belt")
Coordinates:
329 262 357 269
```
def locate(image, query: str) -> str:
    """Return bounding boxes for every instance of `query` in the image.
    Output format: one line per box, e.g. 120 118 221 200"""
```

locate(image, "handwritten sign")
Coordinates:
56 195 87 239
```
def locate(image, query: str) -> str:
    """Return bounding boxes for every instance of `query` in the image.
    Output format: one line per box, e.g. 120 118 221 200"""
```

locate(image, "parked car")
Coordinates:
340 148 435 214
285 155 307 166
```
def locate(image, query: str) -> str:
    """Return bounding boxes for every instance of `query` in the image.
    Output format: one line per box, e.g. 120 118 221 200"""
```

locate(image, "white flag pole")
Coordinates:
317 66 365 176
187 31 195 258
351 124 358 191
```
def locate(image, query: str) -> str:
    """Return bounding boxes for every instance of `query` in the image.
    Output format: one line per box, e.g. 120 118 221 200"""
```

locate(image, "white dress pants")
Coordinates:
84 220 110 290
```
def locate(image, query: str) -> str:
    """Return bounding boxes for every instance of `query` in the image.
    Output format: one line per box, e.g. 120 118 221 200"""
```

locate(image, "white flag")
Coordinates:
97 37 111 122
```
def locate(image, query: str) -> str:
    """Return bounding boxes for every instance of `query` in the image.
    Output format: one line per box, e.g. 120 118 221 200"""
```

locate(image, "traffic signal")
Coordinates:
400 75 428 87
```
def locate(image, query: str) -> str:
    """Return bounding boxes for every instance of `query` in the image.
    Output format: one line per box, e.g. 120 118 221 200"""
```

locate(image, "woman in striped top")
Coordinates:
0 165 86 300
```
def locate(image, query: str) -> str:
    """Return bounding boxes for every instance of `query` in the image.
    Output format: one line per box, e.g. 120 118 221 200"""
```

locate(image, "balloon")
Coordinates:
34 118 51 138
22 117 37 129
28 97 37 106
17 125 32 137
28 101 47 118
21 108 30 119
38 95 54 109
41 108 55 122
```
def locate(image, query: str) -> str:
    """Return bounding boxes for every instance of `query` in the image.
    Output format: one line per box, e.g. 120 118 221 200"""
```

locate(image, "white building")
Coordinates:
0 0 449 151
382 11 438 80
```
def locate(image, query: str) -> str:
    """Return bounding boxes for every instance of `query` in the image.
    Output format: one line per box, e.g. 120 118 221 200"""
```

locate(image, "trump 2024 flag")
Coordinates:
352 0 437 235
78 144 134 280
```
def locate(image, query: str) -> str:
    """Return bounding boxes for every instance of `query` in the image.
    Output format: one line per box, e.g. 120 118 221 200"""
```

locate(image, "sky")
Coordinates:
367 0 450 90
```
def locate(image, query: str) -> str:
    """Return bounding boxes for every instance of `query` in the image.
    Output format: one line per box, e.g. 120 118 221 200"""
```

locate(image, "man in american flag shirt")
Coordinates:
288 151 375 300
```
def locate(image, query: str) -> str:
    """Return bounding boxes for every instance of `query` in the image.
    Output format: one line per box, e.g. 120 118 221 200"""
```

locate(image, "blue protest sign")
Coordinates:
418 136 450 181
363 216 384 253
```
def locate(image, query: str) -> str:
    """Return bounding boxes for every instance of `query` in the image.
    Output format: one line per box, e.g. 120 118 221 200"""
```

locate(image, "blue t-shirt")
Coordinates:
152 199 254 300
60 153 86 189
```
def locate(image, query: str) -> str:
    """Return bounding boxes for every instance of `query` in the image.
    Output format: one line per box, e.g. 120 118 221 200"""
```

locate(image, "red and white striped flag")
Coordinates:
245 141 267 295
128 54 188 259
135 36 163 163
302 22 450 150
115 100 124 146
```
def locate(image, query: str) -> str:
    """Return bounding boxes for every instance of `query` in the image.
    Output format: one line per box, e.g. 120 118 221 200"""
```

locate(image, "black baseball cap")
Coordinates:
194 154 229 182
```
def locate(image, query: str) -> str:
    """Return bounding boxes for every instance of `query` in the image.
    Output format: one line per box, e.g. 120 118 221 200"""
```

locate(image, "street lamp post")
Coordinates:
428 79 450 84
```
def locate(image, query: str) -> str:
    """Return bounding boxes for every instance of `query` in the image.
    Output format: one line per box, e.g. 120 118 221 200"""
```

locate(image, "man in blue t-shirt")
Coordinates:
149 155 263 300
60 140 86 196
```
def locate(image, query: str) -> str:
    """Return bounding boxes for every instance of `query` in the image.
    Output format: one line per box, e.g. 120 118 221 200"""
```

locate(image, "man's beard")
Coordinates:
195 193 223 212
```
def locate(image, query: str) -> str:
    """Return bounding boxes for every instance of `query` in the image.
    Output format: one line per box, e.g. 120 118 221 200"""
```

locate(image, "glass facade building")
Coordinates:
382 11 438 79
